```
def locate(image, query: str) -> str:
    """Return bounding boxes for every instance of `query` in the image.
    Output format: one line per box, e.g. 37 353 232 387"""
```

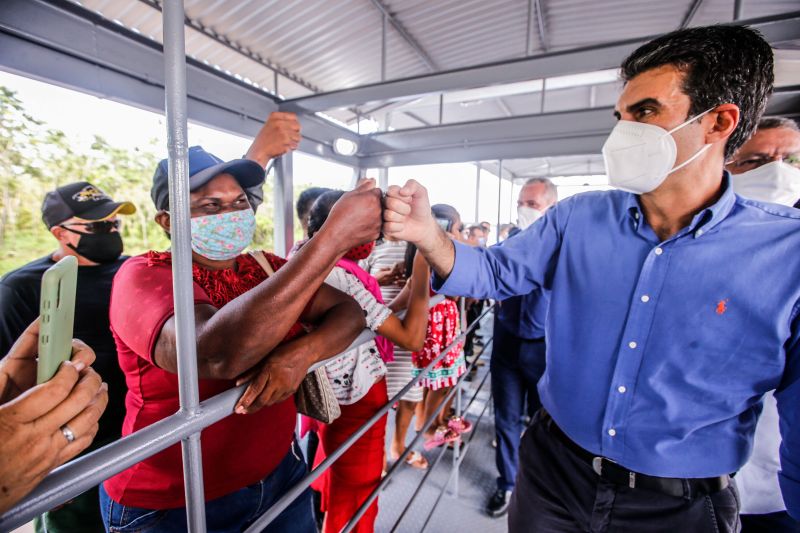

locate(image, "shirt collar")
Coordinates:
625 171 737 239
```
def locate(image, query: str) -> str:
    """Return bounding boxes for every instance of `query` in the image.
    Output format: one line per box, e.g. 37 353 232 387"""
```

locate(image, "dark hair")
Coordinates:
431 204 460 233
306 189 345 238
620 25 774 159
297 187 332 224
759 116 800 133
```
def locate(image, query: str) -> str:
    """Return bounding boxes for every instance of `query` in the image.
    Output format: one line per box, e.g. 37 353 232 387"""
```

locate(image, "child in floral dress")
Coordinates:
408 204 472 449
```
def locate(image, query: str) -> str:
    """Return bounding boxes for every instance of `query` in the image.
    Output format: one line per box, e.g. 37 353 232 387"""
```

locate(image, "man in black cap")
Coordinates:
0 180 135 532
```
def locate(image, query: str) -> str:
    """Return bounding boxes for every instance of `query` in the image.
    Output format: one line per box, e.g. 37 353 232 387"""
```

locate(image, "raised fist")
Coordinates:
321 179 383 253
246 112 302 166
383 179 436 245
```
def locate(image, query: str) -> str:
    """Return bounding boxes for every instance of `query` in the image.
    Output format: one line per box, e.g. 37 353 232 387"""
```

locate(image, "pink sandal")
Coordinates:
448 416 473 435
424 426 461 450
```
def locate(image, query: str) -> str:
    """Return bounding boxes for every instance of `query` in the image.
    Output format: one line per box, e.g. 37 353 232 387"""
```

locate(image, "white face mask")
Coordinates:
517 206 543 230
602 108 714 194
730 161 800 207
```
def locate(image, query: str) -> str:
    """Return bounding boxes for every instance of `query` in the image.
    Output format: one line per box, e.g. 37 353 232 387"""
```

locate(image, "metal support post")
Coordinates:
381 13 387 81
274 154 294 257
734 0 744 20
540 78 547 114
474 163 481 222
496 160 503 242
451 296 468 496
378 168 389 191
438 93 444 125
162 1 206 531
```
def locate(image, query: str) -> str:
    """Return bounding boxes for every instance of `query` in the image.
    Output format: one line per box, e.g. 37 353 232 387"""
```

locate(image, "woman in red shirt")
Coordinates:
100 145 382 533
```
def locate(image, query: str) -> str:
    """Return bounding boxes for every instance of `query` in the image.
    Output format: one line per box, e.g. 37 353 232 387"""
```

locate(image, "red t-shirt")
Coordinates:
104 251 304 509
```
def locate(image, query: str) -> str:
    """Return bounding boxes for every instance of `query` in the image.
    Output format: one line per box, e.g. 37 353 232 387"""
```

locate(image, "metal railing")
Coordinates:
0 2 500 531
244 302 496 533
0 294 450 530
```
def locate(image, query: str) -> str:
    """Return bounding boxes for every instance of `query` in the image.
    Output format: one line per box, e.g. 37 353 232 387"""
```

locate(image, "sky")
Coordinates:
0 70 607 240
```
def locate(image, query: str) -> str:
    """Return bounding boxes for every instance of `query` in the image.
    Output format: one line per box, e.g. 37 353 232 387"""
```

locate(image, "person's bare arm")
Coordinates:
244 112 301 168
388 281 410 313
234 283 364 413
383 180 457 278
153 182 383 379
376 251 430 351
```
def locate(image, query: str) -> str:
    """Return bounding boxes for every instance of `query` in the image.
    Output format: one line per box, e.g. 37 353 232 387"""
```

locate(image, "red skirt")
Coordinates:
311 378 388 533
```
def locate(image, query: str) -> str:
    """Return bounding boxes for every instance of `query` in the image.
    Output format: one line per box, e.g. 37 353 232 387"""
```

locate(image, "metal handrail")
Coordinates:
243 302 497 533
421 385 494 533
389 338 493 533
0 296 446 531
340 325 495 533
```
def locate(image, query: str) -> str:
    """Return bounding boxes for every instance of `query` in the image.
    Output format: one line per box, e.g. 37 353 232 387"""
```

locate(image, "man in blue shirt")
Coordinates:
487 177 556 518
383 25 796 532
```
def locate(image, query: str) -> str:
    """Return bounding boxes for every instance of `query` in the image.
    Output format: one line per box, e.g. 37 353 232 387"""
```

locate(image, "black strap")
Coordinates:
541 411 729 499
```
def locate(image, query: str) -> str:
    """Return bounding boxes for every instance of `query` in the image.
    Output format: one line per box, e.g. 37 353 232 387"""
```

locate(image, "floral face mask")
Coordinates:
190 209 256 261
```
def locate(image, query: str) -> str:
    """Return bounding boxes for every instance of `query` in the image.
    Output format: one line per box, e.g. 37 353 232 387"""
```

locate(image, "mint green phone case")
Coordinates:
37 256 78 384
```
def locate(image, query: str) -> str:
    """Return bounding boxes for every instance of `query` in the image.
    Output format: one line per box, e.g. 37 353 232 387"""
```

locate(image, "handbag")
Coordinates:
248 251 341 424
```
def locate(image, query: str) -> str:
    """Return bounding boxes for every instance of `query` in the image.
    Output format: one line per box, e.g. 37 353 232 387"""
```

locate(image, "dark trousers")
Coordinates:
490 320 546 491
741 511 800 532
464 299 485 355
508 412 741 533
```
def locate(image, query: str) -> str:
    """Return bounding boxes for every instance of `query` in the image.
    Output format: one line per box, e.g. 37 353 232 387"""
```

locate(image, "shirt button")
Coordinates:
695 229 704 238
618 386 627 393
641 295 650 303
628 341 637 349
608 428 617 437
654 247 663 255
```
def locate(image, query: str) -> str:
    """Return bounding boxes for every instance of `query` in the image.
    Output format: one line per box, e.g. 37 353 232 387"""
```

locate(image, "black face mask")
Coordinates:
62 227 123 264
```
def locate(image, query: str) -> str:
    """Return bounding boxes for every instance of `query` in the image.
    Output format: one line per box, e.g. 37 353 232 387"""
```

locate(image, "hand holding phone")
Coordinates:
37 256 78 384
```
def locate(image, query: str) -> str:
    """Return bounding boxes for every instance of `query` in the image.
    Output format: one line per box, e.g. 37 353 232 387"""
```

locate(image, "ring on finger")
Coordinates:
60 424 76 444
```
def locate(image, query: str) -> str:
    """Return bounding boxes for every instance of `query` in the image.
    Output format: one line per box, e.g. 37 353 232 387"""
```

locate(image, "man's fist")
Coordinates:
383 179 436 245
245 112 302 166
320 179 383 254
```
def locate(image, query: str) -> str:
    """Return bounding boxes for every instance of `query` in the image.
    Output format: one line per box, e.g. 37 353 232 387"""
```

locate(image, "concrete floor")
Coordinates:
375 318 506 533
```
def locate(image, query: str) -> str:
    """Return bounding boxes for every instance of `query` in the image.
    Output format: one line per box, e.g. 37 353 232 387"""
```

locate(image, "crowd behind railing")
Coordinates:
1 19 800 533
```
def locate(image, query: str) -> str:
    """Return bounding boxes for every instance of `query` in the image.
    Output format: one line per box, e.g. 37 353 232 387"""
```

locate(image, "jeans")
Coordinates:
490 319 546 491
99 441 315 533
508 411 740 533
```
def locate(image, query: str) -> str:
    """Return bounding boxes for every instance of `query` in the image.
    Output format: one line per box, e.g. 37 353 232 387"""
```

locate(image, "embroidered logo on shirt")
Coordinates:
715 299 730 315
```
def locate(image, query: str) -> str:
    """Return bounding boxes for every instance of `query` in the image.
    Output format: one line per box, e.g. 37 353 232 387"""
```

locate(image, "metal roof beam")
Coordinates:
679 0 705 29
0 0 359 165
358 86 800 167
136 0 321 94
282 11 800 113
368 0 438 72
534 0 548 52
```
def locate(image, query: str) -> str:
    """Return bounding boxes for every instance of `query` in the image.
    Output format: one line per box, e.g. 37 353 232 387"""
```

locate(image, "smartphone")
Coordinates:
37 256 78 384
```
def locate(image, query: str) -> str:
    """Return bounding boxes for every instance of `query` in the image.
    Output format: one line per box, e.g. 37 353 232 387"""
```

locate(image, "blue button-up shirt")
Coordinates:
434 175 800 517
497 231 549 339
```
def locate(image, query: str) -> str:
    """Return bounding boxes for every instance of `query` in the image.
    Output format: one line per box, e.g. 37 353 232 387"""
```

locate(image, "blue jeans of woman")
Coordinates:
99 441 315 533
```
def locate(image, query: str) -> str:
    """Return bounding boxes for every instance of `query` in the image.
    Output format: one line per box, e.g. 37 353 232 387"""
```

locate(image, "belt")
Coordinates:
541 411 729 499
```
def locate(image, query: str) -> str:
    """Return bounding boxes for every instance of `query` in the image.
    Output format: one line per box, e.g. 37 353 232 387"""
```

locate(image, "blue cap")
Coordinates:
151 146 265 211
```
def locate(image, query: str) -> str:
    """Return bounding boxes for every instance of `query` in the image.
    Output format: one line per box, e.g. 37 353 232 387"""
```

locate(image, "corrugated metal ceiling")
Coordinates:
74 0 799 98
69 0 799 172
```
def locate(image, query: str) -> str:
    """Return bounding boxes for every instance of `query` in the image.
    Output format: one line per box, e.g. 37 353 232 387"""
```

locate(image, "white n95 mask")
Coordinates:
517 206 543 230
602 109 714 194
730 161 800 207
